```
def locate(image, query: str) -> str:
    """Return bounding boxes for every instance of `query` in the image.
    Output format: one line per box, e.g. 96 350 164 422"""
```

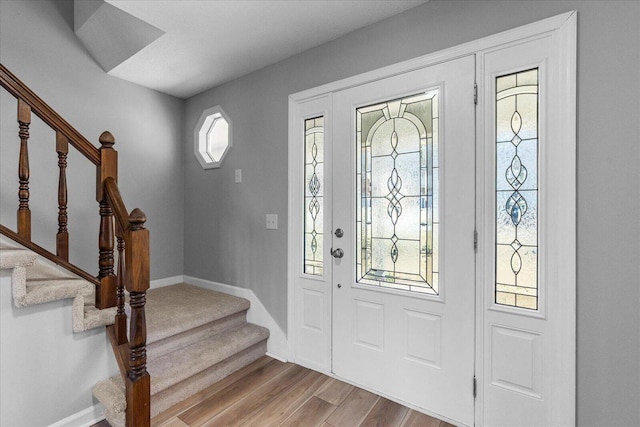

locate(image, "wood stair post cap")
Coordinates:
99 131 115 148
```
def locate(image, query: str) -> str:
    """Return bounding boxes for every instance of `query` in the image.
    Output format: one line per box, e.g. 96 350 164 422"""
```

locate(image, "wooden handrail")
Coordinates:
104 178 130 234
1 64 150 426
0 224 100 286
0 64 100 165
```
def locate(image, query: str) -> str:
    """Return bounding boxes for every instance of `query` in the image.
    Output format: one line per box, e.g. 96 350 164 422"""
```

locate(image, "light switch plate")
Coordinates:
266 214 278 230
235 169 242 183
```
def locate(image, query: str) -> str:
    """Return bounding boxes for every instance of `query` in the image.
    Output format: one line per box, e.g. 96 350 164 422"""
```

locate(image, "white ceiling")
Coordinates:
97 0 427 99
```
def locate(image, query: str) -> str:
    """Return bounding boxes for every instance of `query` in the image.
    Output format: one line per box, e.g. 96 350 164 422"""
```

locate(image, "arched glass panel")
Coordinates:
356 91 439 294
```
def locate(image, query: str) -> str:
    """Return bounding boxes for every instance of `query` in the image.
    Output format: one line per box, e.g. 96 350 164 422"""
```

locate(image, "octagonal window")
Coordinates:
194 106 232 169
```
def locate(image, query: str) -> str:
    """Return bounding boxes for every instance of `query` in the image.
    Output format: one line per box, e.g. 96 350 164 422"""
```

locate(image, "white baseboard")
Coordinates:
183 275 289 361
48 404 104 427
151 275 184 288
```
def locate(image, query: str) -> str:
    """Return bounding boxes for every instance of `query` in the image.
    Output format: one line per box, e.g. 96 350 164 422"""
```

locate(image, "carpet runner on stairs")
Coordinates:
0 243 270 426
92 283 270 426
0 243 117 332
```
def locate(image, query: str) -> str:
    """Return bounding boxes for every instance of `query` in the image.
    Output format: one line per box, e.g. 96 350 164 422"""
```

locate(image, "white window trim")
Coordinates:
194 105 232 169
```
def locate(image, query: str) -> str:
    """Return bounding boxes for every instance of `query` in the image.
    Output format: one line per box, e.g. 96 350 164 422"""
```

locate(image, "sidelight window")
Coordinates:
303 116 324 276
495 68 539 310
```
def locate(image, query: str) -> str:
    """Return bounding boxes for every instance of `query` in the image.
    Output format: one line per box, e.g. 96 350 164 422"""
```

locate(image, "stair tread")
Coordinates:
19 278 93 306
93 322 270 413
147 311 247 360
145 283 251 344
149 322 269 394
0 246 37 268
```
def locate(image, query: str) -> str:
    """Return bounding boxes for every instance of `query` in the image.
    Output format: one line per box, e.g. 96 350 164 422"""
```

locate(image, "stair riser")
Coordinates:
149 323 270 393
150 340 268 418
102 341 268 426
147 310 248 360
93 284 271 426
18 281 93 307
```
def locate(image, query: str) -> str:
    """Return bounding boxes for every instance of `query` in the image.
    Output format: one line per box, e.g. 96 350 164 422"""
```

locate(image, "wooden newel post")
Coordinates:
125 208 150 427
96 131 118 309
17 99 31 239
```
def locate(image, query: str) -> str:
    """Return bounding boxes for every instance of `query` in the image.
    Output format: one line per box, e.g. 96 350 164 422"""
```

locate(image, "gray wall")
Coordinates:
1 0 638 425
1 1 184 423
0 0 185 280
184 1 640 426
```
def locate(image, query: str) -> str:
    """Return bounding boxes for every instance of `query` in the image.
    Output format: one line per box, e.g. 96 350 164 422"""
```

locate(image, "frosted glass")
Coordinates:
304 117 324 276
356 91 439 294
495 69 539 310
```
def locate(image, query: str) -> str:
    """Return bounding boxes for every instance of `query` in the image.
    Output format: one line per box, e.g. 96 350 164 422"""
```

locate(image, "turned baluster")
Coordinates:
97 199 115 304
17 99 31 239
56 132 69 260
126 208 150 426
115 225 127 345
96 131 118 309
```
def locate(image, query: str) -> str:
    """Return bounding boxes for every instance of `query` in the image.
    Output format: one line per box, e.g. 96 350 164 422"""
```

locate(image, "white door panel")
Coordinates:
290 95 333 373
478 25 576 426
332 56 476 426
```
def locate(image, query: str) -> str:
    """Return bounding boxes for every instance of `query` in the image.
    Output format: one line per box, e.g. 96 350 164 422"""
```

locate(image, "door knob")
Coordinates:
331 248 344 258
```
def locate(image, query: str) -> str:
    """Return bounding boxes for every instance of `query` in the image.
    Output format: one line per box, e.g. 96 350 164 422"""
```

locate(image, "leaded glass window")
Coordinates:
495 68 539 310
304 117 324 276
356 91 439 294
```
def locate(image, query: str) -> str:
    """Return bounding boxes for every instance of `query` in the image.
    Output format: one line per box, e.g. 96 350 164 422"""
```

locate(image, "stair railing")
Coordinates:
0 63 150 426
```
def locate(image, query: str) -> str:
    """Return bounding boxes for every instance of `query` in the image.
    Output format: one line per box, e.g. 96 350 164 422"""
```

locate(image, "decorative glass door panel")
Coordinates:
304 116 324 276
495 69 539 310
356 91 439 294
332 56 476 426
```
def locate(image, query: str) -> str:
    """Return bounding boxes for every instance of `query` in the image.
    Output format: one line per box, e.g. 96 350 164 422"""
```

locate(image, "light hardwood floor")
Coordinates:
96 356 454 427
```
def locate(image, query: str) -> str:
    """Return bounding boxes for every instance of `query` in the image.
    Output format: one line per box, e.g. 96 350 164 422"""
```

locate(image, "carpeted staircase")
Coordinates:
0 243 269 426
0 243 117 332
93 283 269 426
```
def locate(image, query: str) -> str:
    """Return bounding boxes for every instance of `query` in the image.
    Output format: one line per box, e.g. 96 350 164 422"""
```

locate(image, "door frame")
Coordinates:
287 11 576 424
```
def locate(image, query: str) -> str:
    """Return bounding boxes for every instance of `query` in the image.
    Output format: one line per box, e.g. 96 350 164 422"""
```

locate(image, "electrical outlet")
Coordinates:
266 214 278 230
235 169 242 183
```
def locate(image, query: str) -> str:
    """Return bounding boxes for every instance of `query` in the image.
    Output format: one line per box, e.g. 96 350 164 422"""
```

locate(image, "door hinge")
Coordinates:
473 376 477 398
474 83 478 105
474 230 478 252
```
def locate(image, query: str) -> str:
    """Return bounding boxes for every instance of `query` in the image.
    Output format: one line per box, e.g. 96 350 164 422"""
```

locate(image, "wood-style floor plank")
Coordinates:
199 365 311 426
158 418 189 427
178 358 294 426
324 387 380 427
94 356 455 427
152 356 276 426
360 398 409 427
314 377 355 406
279 396 338 427
399 409 444 427
238 371 328 427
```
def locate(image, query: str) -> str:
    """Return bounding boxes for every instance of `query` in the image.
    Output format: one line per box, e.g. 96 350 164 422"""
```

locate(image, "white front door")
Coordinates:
331 56 476 425
289 13 575 427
